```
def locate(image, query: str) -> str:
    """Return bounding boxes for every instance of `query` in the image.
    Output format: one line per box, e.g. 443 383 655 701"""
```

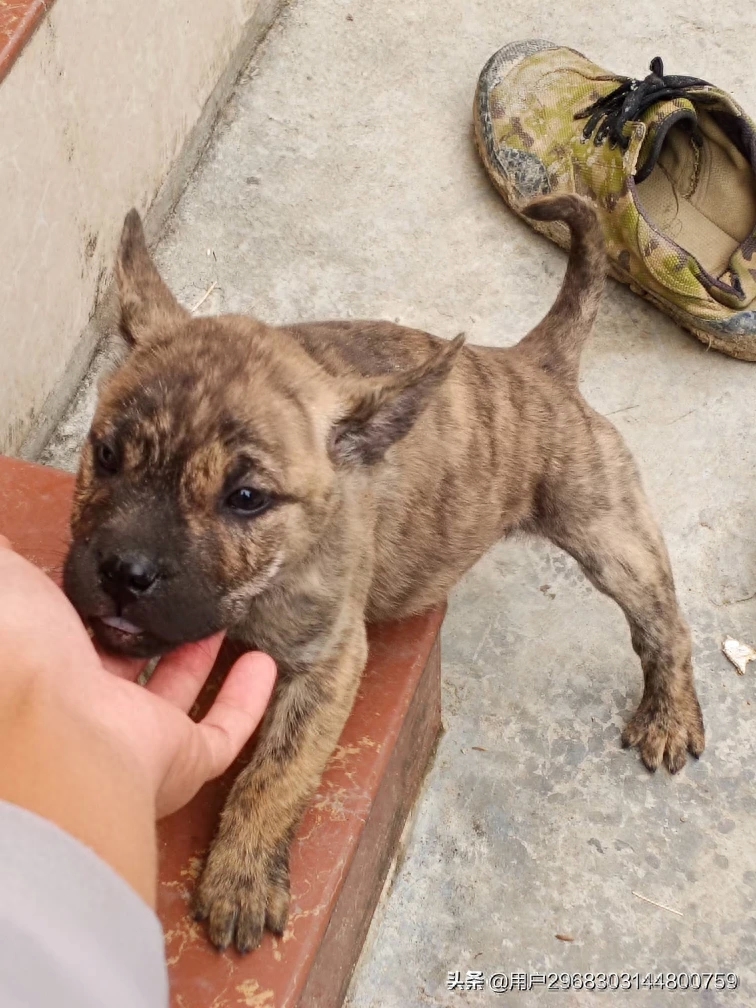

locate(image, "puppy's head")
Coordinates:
64 210 461 657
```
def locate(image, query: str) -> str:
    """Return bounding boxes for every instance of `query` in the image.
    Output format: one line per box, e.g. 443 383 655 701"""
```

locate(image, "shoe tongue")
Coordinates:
634 97 698 183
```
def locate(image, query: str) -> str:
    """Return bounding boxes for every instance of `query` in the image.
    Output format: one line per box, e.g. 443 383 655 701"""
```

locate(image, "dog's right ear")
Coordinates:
330 334 464 466
115 209 189 346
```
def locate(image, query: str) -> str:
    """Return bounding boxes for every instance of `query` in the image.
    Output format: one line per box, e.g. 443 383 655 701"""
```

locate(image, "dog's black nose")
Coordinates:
99 554 158 600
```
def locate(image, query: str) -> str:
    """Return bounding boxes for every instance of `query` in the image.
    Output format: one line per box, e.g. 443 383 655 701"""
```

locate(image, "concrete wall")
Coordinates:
0 0 282 457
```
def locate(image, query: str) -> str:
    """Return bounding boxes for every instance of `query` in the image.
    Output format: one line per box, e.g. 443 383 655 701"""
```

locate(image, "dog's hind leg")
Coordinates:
533 418 704 774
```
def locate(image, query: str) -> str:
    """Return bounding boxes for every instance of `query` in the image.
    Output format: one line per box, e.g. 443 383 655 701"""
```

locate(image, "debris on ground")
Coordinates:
632 891 683 917
722 636 756 675
191 280 217 313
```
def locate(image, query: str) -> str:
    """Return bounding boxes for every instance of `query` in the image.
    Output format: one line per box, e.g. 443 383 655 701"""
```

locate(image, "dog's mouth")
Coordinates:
91 615 170 659
100 615 143 635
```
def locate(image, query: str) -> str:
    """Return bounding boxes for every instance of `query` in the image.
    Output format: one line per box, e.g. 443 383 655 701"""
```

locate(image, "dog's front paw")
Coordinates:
621 689 705 774
194 835 291 953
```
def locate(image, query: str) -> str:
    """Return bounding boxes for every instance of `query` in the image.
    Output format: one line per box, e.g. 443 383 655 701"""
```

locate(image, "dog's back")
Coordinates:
285 195 608 620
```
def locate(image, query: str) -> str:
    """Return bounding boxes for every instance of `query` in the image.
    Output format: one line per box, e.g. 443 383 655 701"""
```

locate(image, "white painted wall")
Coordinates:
0 0 280 455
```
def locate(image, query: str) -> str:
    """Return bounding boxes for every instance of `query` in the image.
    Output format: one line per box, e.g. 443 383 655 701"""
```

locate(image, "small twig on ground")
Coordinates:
605 404 639 416
191 281 217 313
632 891 683 917
665 407 697 425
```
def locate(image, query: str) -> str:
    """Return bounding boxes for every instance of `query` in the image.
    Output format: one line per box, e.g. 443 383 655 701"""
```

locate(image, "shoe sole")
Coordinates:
474 46 756 363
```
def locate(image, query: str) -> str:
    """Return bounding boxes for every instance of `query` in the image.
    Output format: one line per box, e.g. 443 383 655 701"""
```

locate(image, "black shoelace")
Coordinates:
574 57 710 151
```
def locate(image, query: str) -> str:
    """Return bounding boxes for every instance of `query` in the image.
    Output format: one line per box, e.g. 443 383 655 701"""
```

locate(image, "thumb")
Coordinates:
196 651 277 779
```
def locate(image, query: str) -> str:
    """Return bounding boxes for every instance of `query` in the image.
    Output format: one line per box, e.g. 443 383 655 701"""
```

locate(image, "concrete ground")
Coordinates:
42 1 756 1004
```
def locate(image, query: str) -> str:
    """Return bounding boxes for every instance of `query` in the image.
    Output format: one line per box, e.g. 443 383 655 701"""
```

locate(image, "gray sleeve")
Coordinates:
0 799 168 1008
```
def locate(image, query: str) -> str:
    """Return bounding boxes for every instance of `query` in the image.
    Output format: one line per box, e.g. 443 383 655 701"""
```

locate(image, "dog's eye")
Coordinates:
225 486 272 517
95 441 120 475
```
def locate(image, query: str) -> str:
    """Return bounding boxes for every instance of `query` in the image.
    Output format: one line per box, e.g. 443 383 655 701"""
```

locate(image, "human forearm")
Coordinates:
0 672 158 906
0 536 276 915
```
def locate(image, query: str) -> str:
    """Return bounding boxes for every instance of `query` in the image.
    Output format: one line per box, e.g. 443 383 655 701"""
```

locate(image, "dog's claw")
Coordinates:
265 891 290 936
194 838 291 954
622 694 705 774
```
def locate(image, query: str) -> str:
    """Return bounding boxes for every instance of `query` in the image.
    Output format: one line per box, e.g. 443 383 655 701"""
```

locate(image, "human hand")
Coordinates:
0 535 276 817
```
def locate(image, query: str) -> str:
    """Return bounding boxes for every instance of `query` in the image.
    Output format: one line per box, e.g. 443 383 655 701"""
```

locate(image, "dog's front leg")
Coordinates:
194 618 368 953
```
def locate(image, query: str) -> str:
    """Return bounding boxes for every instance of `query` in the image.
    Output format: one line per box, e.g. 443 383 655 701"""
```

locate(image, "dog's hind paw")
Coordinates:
193 838 290 953
621 690 705 774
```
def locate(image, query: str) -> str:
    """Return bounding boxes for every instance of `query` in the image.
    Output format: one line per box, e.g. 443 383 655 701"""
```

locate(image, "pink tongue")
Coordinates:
100 615 142 635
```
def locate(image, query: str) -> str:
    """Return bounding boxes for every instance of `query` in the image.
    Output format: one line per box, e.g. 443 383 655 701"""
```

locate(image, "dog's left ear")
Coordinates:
115 209 189 346
331 334 465 466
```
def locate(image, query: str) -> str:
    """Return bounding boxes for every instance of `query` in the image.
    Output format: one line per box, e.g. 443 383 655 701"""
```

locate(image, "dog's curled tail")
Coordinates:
516 194 606 385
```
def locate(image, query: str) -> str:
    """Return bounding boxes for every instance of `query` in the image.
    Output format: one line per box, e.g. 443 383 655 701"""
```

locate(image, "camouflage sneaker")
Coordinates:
474 41 756 360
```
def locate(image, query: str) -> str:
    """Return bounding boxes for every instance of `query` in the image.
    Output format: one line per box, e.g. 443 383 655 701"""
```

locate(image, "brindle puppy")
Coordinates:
64 194 704 953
